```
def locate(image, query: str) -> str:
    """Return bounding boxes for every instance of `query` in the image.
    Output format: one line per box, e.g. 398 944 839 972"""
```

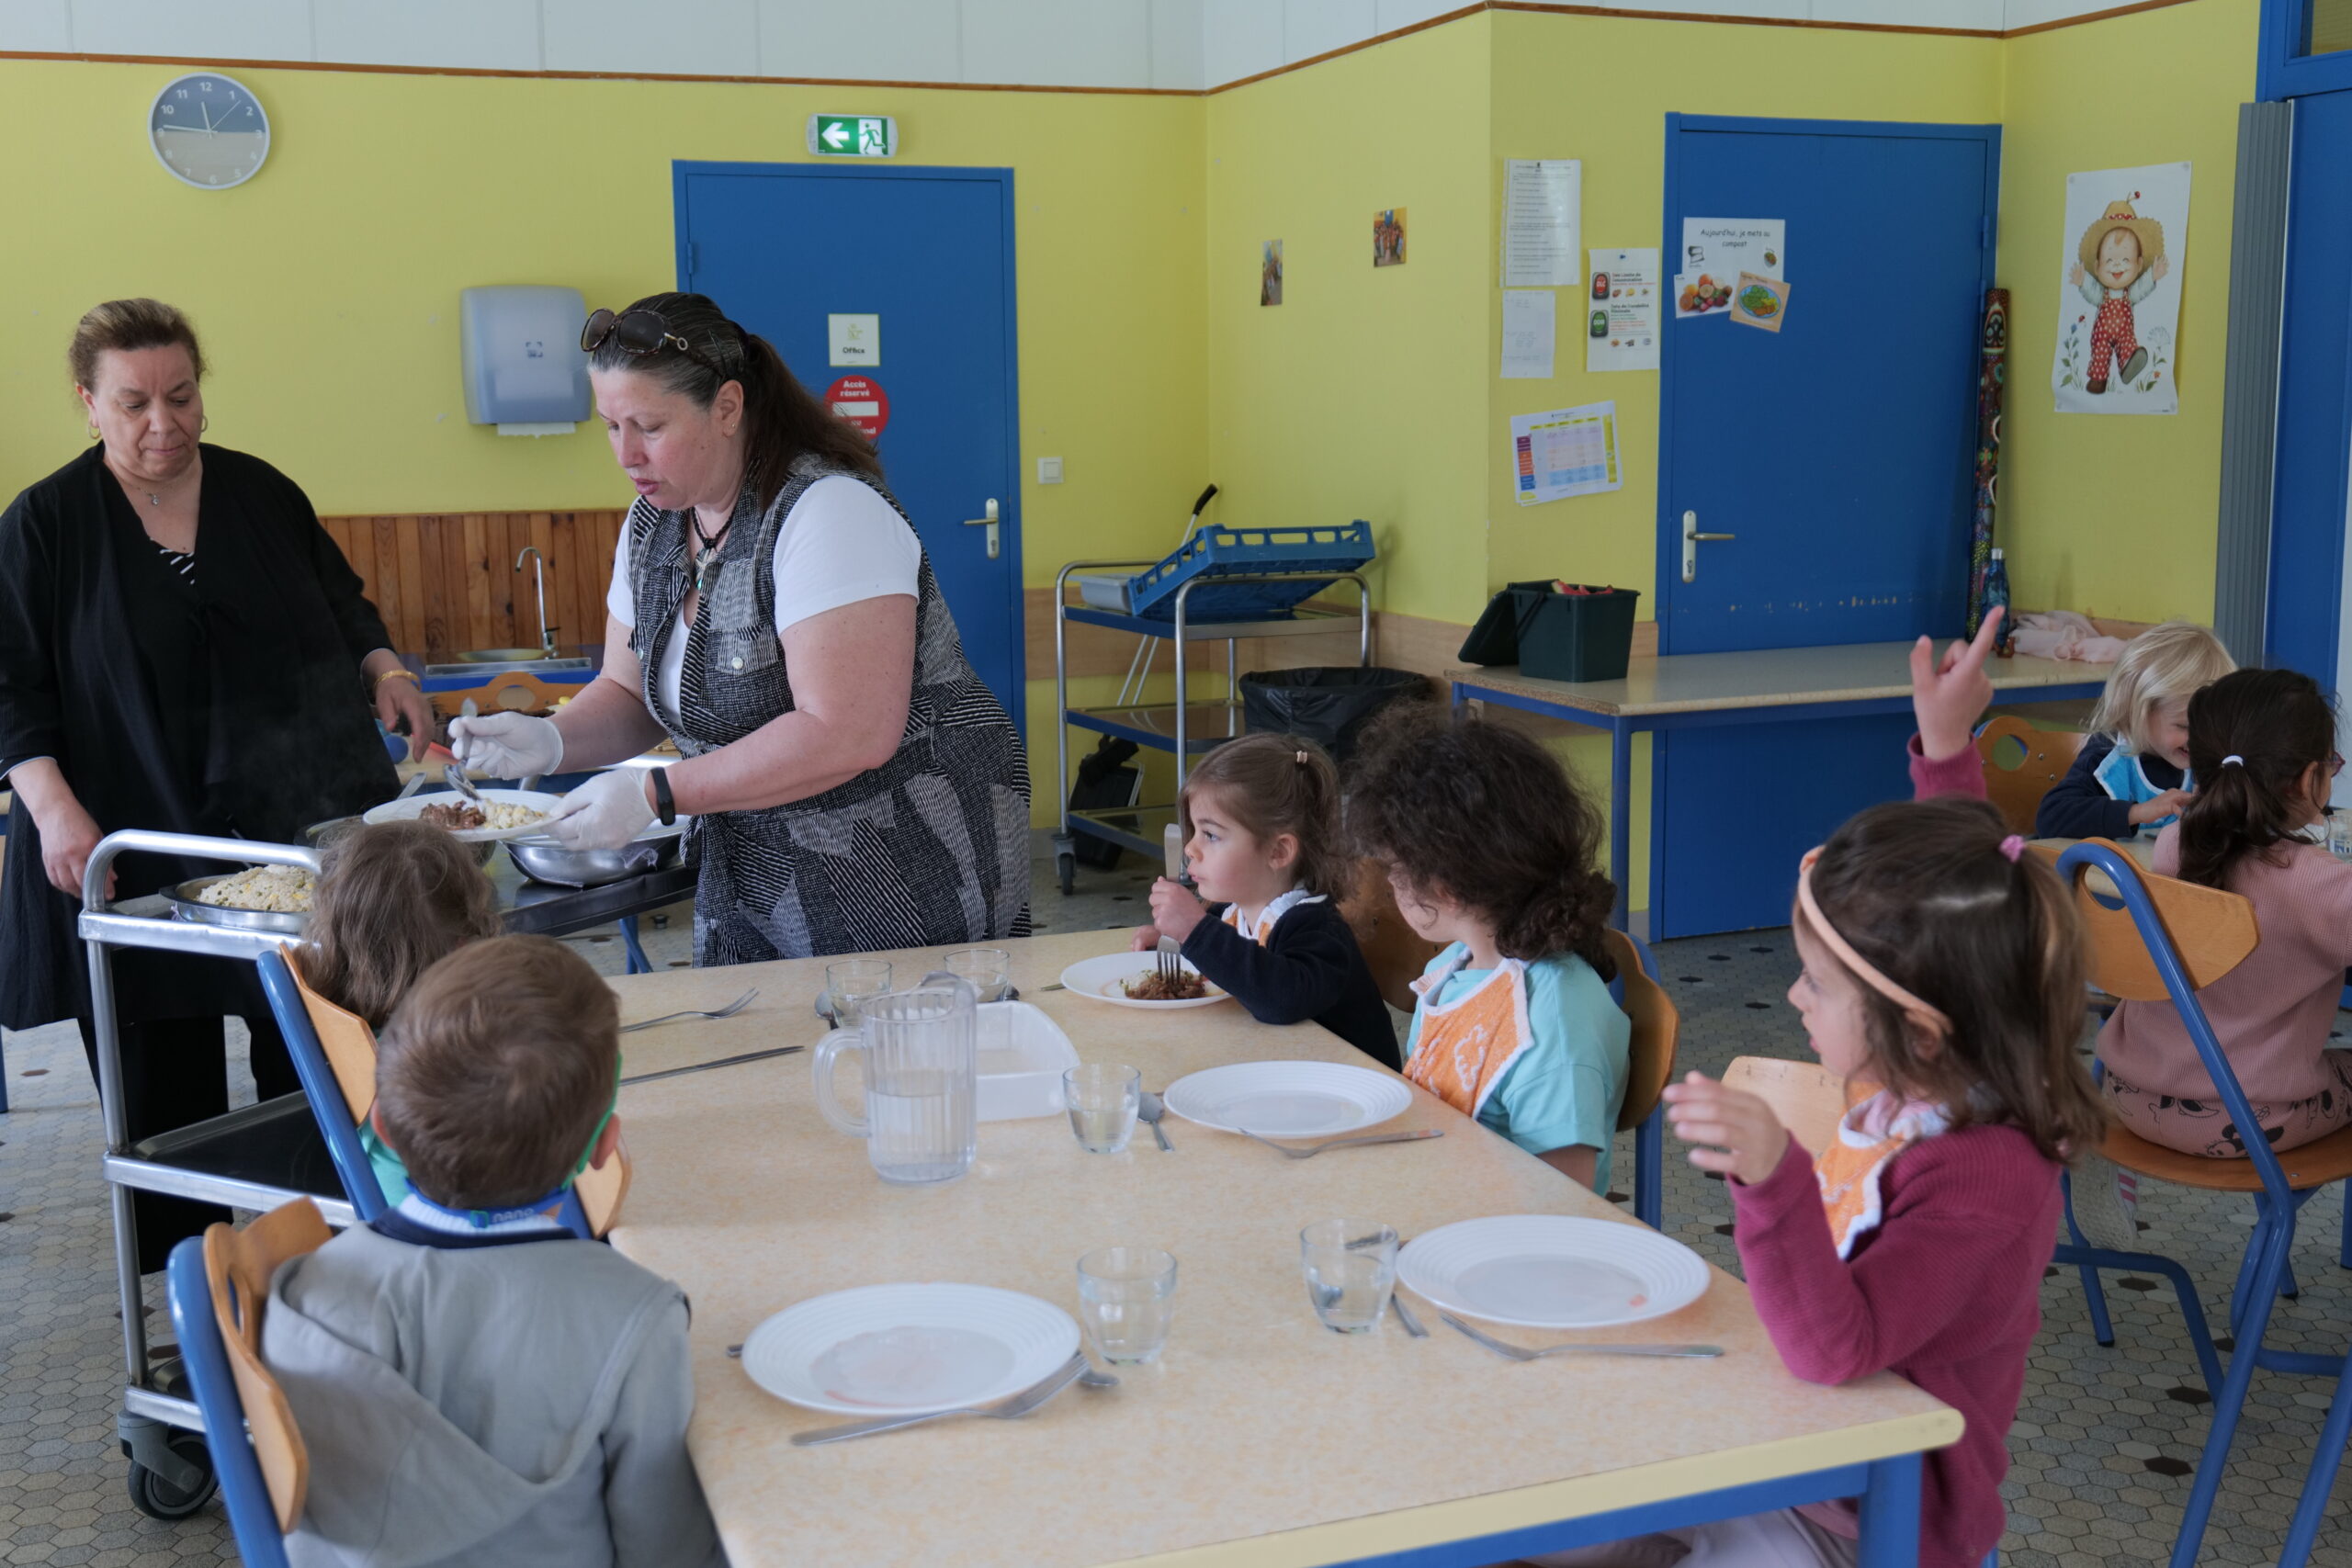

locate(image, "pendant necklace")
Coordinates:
689 511 729 592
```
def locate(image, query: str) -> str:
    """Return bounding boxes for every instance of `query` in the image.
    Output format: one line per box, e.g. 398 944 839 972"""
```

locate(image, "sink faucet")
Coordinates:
515 547 557 656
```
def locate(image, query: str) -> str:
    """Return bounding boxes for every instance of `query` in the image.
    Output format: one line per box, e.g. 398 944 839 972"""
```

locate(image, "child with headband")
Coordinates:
1536 611 2108 1568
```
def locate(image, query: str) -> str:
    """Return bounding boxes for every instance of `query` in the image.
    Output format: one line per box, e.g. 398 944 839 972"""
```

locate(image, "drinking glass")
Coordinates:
1300 1219 1397 1334
1064 1064 1141 1154
945 946 1012 1002
826 959 893 1030
1077 1247 1178 1364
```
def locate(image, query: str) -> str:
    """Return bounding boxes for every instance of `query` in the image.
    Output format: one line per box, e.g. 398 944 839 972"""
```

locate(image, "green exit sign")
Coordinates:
806 114 897 158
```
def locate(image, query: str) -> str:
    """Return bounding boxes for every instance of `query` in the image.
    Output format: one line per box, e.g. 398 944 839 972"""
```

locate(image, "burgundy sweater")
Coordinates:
1723 738 2061 1566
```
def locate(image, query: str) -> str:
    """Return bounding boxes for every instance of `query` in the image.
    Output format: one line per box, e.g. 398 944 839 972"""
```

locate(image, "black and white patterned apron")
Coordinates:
627 457 1032 964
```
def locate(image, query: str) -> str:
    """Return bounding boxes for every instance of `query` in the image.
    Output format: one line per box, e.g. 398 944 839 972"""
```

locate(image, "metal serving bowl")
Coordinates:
165 876 311 935
503 822 685 888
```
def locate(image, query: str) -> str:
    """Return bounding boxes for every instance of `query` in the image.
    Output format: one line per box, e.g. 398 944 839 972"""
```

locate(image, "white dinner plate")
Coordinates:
739 1283 1080 1416
1160 1060 1411 1137
362 787 565 843
1396 1215 1711 1329
1057 952 1231 1010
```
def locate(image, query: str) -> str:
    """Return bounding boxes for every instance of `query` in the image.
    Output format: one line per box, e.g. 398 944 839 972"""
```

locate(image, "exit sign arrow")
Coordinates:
820 121 851 150
807 114 897 158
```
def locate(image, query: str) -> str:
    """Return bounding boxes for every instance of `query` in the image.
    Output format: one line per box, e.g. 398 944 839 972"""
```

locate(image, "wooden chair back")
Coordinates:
427 671 574 722
575 1136 633 1237
1602 929 1679 1134
203 1199 332 1532
283 948 380 1121
2042 840 2260 1000
1723 1056 1853 1159
1975 716 2086 836
1337 857 1443 1014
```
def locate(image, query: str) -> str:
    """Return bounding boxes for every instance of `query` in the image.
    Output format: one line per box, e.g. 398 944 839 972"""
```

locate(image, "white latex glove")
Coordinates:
544 768 656 851
449 711 564 780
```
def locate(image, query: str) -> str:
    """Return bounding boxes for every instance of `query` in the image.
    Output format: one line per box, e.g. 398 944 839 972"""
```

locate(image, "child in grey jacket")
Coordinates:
263 935 724 1568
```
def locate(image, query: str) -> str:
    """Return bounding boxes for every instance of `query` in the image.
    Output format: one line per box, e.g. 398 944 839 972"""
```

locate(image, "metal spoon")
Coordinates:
442 763 487 807
1138 1090 1174 1152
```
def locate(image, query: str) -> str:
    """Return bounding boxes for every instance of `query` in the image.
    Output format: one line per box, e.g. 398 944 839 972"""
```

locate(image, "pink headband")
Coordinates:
1796 848 1953 1040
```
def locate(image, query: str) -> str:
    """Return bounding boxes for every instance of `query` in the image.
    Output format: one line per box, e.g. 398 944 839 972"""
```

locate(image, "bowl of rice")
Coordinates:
168 865 316 934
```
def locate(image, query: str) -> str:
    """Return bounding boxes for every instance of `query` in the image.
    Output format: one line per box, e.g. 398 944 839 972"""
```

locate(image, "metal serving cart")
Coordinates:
1049 560 1371 896
78 827 698 1517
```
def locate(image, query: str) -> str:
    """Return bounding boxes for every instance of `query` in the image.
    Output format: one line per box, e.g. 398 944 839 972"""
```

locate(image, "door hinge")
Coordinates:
685 241 700 284
1980 214 1996 253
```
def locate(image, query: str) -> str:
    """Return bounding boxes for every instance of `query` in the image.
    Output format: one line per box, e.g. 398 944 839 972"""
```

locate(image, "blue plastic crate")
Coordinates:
1124 521 1374 622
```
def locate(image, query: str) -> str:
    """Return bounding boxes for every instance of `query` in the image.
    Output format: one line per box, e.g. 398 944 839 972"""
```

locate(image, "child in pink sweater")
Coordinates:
1538 613 2108 1568
2098 666 2352 1157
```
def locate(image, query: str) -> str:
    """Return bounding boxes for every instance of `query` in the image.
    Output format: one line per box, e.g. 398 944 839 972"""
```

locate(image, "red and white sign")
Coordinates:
824 375 890 439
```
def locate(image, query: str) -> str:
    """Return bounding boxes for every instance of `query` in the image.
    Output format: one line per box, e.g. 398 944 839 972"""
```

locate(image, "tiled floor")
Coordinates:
2 853 2347 1564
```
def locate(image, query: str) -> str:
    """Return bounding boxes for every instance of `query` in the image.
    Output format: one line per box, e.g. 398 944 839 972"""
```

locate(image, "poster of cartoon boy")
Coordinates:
2051 162 2190 416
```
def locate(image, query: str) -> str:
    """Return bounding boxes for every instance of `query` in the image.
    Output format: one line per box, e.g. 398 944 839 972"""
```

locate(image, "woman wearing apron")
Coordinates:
450 292 1029 962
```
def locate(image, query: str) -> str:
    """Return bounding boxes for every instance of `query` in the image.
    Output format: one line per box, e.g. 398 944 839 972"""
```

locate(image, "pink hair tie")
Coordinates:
1999 834 2027 863
1796 848 1953 1040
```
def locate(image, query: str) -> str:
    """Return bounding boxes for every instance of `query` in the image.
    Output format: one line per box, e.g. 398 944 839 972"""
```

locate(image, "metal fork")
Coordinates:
1157 822 1185 987
620 988 760 1033
1236 1127 1443 1160
1440 1313 1723 1360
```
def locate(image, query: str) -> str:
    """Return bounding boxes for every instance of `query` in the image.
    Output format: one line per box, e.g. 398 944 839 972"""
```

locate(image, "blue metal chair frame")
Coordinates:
2048 841 2348 1568
164 1237 292 1568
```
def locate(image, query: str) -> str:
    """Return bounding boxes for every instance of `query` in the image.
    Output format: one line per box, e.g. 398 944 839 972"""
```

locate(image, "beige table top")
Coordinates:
605 931 1959 1568
1449 642 2109 719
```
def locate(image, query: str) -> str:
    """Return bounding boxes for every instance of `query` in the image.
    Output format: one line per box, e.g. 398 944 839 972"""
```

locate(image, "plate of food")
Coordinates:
166 866 316 934
1055 952 1230 1010
362 788 563 843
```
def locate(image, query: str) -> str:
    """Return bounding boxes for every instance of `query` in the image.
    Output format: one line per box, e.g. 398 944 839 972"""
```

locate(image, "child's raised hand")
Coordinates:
1147 877 1209 943
1908 605 2002 762
1662 1070 1791 1186
2069 262 2085 288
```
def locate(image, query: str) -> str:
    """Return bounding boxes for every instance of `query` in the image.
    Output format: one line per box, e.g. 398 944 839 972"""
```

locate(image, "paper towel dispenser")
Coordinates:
459 286 592 434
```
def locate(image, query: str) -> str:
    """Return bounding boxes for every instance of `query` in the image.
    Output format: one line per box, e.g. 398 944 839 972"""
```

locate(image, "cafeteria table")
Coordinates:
605 930 1962 1568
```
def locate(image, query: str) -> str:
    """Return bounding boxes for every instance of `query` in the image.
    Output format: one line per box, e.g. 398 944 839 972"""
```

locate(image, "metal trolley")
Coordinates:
76 827 700 1517
1048 561 1371 896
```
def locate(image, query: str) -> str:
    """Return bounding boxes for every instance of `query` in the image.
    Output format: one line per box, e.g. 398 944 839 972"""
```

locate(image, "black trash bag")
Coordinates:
1069 736 1141 868
1238 667 1427 764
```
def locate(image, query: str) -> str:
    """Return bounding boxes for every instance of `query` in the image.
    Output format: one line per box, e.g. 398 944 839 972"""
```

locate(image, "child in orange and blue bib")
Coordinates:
1344 706 1629 1191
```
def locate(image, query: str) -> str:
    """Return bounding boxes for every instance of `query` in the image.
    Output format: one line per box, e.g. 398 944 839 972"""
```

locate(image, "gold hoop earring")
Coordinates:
86 423 99 440
198 416 209 434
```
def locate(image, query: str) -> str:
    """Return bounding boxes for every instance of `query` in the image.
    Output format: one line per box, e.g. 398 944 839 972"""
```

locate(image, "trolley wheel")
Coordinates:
1057 852 1076 896
126 1432 216 1519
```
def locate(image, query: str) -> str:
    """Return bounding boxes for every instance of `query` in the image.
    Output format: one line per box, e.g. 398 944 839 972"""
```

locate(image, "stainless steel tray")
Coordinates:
164 876 310 936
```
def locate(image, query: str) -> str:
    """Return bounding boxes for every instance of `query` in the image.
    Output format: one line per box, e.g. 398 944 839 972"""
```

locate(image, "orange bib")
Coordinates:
1404 949 1533 1121
1814 1091 1949 1259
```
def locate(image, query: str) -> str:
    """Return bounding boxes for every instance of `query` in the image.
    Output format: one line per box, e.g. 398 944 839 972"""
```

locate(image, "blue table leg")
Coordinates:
619 916 651 976
1609 721 1633 931
1856 1451 1923 1568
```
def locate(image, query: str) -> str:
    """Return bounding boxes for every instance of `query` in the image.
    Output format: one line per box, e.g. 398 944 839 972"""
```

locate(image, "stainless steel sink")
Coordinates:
422 649 594 678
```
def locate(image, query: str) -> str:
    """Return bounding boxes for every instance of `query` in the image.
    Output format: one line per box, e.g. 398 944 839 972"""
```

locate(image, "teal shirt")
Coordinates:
359 1118 411 1209
1402 943 1631 1191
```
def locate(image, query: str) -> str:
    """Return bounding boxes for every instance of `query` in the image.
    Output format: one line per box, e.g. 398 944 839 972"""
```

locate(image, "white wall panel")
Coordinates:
1814 0 2001 27
1283 0 1374 62
1374 0 1473 31
312 0 541 71
541 0 758 75
1203 0 1283 84
68 0 313 60
2004 0 2122 28
1148 0 1205 89
759 0 960 82
0 0 74 51
961 0 1149 86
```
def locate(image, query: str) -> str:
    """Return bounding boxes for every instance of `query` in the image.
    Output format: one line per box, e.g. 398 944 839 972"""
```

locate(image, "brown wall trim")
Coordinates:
0 1 2219 98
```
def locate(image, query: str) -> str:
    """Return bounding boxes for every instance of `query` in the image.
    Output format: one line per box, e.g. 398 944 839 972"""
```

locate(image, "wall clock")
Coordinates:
150 73 270 189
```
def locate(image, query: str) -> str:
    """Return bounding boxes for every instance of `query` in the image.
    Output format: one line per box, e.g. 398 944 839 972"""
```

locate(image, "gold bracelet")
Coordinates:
370 667 421 691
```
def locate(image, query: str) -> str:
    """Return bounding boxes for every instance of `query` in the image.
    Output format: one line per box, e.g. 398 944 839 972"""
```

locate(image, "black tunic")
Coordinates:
1181 898 1402 1069
0 445 400 1030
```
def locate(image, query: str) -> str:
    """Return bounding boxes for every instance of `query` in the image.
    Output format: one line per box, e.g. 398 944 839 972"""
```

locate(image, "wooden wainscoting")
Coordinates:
319 510 625 660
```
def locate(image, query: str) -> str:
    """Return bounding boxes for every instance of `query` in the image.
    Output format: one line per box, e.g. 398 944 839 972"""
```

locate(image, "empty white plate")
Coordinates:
1057 952 1231 1010
1161 1060 1411 1137
739 1283 1080 1416
1397 1216 1711 1329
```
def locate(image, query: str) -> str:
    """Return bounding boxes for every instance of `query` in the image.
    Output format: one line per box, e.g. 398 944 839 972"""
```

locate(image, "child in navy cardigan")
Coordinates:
1130 734 1396 1067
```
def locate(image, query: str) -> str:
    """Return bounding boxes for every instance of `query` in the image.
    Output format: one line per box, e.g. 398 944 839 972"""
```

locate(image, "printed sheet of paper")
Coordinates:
1585 248 1660 371
1677 219 1784 318
1511 400 1623 505
2051 161 2190 415
1501 290 1556 379
1502 160 1582 288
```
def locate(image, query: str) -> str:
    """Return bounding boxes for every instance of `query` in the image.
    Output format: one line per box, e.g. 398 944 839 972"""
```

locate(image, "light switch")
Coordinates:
1037 457 1064 485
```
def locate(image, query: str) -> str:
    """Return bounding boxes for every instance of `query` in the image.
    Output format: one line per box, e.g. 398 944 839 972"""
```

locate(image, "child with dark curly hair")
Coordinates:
1346 706 1628 1190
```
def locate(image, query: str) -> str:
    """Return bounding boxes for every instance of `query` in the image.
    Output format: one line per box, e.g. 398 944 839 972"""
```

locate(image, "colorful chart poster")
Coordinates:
2051 161 2190 415
1676 218 1783 319
1511 400 1623 506
1585 247 1660 371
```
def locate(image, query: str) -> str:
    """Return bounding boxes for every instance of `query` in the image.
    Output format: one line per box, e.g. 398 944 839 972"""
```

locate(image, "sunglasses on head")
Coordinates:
581 307 730 378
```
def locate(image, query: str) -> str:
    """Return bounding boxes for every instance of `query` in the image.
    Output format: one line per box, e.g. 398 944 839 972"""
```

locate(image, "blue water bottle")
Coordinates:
1983 547 2014 657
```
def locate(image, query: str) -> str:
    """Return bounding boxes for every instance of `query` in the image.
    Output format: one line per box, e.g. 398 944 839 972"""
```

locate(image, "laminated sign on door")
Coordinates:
824 376 889 439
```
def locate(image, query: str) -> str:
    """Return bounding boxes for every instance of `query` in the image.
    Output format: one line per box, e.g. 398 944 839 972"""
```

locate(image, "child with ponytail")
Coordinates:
2097 667 2352 1157
1133 733 1396 1067
1342 706 1629 1190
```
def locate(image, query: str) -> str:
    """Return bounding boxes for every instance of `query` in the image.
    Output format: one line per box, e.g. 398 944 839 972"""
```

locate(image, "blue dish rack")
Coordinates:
1121 521 1374 622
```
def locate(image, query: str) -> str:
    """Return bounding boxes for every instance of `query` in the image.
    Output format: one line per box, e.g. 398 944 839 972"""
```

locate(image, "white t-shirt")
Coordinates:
605 476 922 721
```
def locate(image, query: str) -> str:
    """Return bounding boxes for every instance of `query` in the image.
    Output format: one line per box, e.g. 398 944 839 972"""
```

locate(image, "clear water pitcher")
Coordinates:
811 976 978 1185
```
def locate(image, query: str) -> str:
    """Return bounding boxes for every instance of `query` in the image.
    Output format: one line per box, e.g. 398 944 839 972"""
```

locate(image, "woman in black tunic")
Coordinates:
0 299 433 1268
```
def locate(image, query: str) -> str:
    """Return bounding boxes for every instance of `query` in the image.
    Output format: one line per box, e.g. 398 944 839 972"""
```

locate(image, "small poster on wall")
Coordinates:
1374 208 1408 266
1586 247 1660 372
1261 241 1283 306
2051 162 2190 415
1676 218 1783 319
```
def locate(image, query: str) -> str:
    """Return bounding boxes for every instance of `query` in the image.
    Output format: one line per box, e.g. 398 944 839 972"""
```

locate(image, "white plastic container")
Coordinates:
976 1002 1080 1122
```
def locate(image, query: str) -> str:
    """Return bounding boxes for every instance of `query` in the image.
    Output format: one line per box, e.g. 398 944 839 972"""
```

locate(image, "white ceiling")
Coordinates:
0 0 2163 89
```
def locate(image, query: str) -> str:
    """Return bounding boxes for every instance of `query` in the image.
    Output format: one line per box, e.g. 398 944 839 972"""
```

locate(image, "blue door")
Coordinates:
1651 115 2000 936
673 162 1025 722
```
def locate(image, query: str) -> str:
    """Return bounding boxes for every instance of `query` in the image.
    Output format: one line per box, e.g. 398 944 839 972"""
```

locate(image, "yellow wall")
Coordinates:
1996 0 2259 625
0 60 1208 599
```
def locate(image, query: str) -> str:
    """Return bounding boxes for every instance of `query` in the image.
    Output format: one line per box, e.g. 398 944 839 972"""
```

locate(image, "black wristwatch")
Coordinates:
650 767 677 827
